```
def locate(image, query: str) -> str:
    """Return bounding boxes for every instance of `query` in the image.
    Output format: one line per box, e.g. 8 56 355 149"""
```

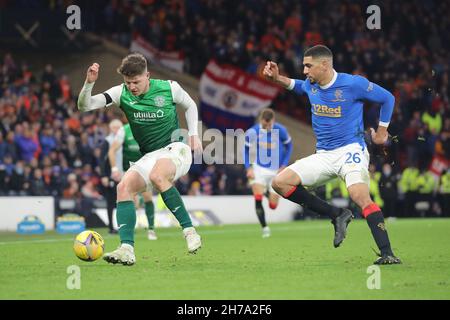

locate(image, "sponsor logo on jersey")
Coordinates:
312 104 342 117
133 110 165 120
258 141 276 149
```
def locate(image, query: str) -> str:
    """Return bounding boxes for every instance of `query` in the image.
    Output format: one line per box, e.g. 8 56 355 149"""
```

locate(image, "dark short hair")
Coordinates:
304 45 333 60
260 108 275 122
117 53 148 77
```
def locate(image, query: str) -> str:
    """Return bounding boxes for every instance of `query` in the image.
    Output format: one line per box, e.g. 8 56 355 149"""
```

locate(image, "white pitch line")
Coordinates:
0 223 329 245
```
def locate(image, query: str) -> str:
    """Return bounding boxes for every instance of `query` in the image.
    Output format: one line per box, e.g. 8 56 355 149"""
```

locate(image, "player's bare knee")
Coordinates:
271 176 284 195
117 180 136 199
149 172 168 190
348 187 371 209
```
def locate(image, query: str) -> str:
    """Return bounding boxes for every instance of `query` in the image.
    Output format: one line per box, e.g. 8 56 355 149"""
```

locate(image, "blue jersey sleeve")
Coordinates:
243 132 251 169
352 75 395 125
243 127 257 169
291 79 307 96
279 126 293 167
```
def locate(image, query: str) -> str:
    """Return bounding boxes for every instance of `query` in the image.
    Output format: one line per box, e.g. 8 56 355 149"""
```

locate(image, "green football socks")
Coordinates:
145 201 155 230
161 186 193 229
116 201 136 246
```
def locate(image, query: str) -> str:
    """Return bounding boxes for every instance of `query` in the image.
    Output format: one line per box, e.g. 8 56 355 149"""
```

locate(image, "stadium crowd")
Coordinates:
0 0 449 217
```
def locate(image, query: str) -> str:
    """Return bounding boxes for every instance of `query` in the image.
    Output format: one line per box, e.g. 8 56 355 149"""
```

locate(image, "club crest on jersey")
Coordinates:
331 89 346 102
154 95 166 107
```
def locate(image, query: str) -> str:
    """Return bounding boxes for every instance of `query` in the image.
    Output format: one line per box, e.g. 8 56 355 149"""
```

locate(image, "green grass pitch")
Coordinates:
1 218 449 299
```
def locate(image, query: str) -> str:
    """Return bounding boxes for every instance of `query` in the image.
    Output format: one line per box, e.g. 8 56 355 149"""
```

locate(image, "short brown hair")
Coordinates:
304 45 333 60
117 53 148 77
260 108 275 122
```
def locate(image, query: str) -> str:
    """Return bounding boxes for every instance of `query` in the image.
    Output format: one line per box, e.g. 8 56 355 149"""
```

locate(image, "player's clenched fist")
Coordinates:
263 61 279 81
86 63 100 83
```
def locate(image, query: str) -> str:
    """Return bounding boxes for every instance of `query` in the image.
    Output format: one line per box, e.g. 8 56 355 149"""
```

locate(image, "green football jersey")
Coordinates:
119 79 182 154
122 123 142 171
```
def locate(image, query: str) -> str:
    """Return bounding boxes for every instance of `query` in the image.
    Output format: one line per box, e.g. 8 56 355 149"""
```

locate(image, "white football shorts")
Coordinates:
287 143 370 188
249 164 278 194
128 142 192 192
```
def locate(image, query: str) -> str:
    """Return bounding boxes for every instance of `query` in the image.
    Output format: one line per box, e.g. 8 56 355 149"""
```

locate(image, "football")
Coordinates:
73 230 105 262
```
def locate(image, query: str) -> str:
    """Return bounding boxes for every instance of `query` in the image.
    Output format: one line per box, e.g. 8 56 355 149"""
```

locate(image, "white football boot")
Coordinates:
183 227 202 253
262 226 271 238
103 243 136 266
147 229 158 240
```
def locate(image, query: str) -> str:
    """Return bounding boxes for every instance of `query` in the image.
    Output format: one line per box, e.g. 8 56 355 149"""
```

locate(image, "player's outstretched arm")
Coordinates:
263 61 292 88
263 61 306 95
77 63 109 112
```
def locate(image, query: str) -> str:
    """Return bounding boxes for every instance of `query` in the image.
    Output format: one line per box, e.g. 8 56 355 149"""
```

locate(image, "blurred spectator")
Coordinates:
9 160 26 194
439 169 450 217
188 181 202 196
379 163 399 218
325 178 348 201
416 168 437 216
15 127 38 162
176 174 191 195
63 173 80 199
39 126 57 157
2 132 18 160
368 164 383 209
422 107 442 136
399 164 420 216
0 132 6 160
29 168 48 196
199 165 218 195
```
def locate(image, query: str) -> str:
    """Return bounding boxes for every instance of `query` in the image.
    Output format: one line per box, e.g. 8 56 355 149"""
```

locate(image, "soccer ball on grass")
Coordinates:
73 230 105 261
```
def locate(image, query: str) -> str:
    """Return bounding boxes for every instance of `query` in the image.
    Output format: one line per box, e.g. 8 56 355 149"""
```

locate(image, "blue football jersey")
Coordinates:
244 122 293 170
291 71 394 151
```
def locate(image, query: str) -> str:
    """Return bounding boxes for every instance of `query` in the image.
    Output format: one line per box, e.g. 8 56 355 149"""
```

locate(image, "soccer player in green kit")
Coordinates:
108 121 158 241
78 53 202 265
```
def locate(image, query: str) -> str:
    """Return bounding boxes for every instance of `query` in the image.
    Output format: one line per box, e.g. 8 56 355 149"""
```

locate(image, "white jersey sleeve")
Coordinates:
103 84 123 108
77 82 123 112
169 80 198 136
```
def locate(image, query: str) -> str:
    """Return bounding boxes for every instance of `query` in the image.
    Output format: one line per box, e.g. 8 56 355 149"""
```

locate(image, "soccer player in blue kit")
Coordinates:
264 45 401 265
244 108 293 238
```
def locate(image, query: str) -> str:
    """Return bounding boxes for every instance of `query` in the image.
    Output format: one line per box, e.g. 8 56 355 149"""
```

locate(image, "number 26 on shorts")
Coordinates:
344 152 361 164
